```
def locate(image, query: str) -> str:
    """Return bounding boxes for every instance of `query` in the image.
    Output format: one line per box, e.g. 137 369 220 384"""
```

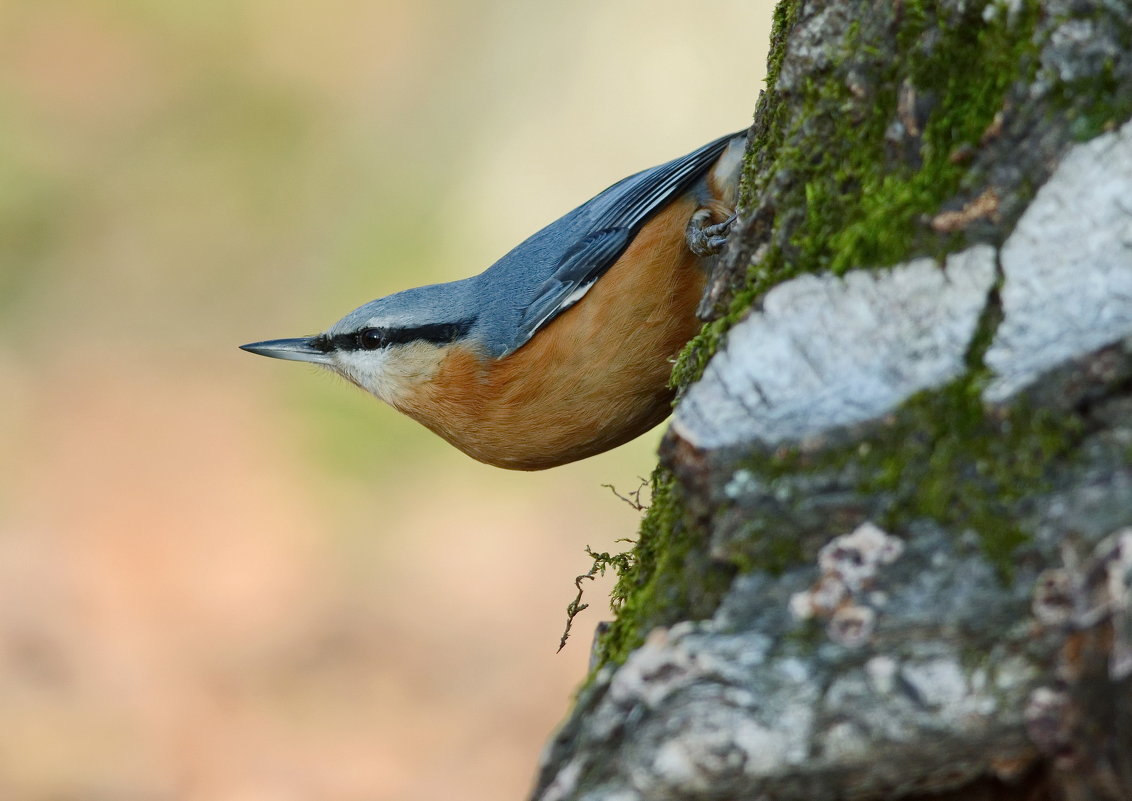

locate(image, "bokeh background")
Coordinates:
0 1 771 799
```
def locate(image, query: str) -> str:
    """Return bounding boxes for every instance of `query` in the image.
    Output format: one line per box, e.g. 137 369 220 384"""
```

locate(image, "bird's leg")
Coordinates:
686 209 737 257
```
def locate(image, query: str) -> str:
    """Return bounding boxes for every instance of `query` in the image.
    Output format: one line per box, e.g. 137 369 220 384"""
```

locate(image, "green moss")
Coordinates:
591 470 736 667
869 387 1079 572
765 0 803 89
709 382 1085 583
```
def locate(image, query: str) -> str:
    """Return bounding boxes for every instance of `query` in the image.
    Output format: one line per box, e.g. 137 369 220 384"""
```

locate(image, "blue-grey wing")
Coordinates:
512 227 631 343
512 131 741 348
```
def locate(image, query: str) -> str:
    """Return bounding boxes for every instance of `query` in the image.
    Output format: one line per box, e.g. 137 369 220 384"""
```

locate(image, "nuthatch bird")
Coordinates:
241 131 745 470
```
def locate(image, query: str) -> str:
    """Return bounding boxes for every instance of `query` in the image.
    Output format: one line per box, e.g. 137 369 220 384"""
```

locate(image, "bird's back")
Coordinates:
469 131 745 357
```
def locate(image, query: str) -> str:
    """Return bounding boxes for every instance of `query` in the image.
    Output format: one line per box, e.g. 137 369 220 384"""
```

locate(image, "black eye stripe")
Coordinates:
313 318 476 353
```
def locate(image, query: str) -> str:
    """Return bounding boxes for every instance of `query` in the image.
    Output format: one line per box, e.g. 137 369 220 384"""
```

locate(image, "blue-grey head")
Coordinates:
240 279 482 407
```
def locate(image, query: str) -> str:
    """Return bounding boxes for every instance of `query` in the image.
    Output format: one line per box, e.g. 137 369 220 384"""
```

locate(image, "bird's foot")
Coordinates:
686 209 737 257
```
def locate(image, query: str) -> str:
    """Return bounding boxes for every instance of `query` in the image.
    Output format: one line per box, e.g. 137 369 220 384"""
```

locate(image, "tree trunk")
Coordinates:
531 0 1132 799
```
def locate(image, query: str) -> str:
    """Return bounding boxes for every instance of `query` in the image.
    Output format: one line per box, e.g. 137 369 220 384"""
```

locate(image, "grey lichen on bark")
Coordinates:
530 0 1132 799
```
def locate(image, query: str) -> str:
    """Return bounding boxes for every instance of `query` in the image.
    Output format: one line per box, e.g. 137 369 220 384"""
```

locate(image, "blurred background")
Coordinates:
0 1 771 799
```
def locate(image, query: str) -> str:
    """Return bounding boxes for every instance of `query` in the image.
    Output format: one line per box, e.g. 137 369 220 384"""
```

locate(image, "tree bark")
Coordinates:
531 0 1132 799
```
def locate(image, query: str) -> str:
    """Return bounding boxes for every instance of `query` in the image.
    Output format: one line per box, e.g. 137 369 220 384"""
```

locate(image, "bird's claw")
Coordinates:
687 210 737 257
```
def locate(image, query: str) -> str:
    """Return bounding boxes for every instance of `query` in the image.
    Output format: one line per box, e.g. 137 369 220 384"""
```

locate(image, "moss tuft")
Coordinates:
591 471 736 668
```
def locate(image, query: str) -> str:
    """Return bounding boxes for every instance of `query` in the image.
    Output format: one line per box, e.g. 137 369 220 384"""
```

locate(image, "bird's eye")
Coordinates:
359 328 386 350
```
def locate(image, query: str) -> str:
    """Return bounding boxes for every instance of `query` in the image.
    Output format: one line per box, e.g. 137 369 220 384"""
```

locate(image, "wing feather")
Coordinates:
512 131 741 348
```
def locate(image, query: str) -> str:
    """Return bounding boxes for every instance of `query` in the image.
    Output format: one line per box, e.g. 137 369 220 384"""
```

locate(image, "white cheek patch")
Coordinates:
333 348 394 402
332 343 445 406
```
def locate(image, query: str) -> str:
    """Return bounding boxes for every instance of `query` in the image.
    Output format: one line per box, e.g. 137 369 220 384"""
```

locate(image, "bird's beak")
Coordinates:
239 336 332 365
